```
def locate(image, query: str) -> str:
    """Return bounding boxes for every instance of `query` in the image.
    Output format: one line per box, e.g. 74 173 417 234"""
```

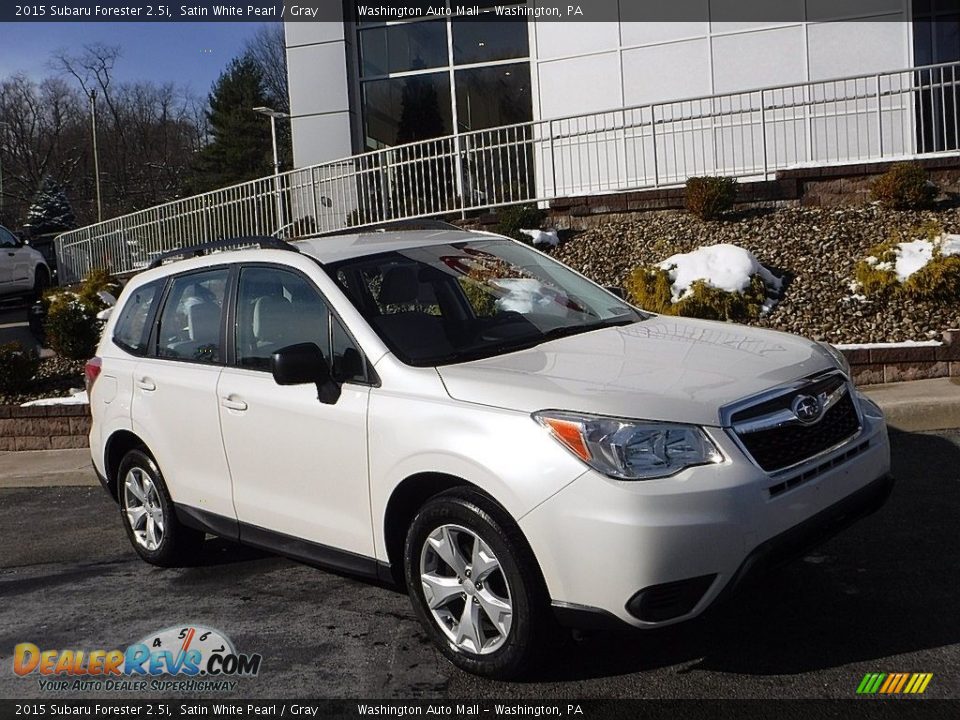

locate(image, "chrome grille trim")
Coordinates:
719 370 864 476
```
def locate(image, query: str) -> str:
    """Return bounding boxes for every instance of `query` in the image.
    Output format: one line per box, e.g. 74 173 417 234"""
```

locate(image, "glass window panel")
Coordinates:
359 20 448 76
914 19 933 65
156 269 229 364
114 280 161 355
362 72 453 148
235 266 331 371
936 14 960 62
455 63 532 132
452 19 529 65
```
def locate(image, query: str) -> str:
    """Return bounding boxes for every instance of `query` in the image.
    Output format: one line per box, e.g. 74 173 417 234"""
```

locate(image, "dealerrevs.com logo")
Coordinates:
14 625 262 693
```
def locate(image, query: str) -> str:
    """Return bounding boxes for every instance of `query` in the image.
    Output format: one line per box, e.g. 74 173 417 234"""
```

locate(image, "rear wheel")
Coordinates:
117 449 204 567
403 489 548 679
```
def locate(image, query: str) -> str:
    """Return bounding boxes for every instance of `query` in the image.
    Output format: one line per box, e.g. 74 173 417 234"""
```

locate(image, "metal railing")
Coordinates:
55 60 960 283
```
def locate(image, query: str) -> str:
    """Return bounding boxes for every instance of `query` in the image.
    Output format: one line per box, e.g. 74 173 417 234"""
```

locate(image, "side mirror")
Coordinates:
270 342 341 405
605 285 626 300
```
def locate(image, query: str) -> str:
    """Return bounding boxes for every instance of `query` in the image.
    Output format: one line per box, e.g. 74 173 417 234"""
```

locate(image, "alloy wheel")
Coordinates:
419 524 513 655
123 467 165 551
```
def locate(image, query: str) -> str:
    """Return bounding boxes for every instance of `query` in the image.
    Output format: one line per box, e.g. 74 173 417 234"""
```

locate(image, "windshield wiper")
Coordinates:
538 316 638 343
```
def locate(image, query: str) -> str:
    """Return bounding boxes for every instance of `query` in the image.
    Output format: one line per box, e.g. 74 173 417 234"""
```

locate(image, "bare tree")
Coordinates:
243 24 289 112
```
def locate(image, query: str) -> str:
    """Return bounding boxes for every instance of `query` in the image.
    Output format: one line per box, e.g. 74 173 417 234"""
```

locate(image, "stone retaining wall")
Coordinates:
0 405 90 451
540 156 960 226
840 330 960 387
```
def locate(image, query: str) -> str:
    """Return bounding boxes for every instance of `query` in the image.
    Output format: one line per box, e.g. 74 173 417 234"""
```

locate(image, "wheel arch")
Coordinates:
382 472 549 596
104 429 149 500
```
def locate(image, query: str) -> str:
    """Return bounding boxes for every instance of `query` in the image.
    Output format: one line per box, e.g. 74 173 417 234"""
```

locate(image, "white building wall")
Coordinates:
286 3 916 208
529 1 912 194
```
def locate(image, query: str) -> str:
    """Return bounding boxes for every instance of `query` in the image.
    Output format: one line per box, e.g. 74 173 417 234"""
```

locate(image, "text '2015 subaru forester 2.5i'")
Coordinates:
88 226 892 678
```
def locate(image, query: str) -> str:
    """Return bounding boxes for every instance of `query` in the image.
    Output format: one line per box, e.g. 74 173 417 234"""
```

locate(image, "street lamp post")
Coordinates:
90 90 103 223
0 121 8 222
253 106 290 236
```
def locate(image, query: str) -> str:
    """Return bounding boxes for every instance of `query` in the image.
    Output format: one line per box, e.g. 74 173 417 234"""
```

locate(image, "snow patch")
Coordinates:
519 228 560 247
884 233 960 282
659 244 781 314
834 340 941 350
21 390 89 407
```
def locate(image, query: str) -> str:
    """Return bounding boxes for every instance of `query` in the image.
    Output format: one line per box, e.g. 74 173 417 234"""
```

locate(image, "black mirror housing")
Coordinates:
270 343 341 404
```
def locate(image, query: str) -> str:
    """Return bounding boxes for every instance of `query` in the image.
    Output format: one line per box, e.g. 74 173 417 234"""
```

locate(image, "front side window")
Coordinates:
156 268 229 364
330 239 645 366
234 266 368 384
113 280 161 355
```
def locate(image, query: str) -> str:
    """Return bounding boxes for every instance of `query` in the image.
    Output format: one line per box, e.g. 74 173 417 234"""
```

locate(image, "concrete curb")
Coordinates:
862 377 960 434
0 449 97 489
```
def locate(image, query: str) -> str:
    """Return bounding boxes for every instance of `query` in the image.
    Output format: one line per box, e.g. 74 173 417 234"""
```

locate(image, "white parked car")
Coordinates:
88 227 892 678
0 224 50 299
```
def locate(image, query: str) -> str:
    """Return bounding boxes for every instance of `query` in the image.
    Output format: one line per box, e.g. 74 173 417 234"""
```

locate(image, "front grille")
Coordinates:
731 376 861 473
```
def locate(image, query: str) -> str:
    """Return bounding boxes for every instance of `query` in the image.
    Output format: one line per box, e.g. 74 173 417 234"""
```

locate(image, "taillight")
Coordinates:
84 357 102 395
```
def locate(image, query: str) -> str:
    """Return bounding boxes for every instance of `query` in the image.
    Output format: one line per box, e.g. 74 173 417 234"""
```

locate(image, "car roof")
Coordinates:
292 228 500 264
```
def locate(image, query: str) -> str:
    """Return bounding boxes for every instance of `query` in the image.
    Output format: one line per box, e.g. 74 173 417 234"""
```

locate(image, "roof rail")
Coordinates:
146 236 300 270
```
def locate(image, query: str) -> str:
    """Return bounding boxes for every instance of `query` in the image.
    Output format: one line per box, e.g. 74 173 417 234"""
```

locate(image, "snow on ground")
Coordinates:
21 390 89 407
659 244 782 313
867 232 960 282
519 228 560 247
834 340 941 350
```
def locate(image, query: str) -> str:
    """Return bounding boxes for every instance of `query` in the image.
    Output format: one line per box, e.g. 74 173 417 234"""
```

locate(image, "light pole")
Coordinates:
0 121 8 222
90 90 103 222
253 106 290 235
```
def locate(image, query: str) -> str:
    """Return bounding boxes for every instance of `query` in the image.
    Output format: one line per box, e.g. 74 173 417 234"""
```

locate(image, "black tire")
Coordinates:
117 448 204 567
31 266 49 301
403 488 549 679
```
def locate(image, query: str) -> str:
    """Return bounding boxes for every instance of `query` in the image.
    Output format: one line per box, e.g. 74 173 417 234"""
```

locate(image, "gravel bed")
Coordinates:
547 204 960 343
0 356 85 406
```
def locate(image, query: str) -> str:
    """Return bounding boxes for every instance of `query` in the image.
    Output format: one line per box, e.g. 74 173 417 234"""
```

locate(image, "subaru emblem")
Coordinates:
792 394 823 425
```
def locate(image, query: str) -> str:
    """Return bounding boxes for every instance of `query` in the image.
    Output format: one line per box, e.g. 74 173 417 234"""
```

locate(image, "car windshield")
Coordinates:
327 238 647 366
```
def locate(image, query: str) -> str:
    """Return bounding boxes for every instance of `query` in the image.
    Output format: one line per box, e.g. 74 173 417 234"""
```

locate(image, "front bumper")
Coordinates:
520 395 892 629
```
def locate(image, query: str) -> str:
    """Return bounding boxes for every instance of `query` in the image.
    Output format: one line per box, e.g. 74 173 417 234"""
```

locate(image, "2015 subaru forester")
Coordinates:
88 226 892 678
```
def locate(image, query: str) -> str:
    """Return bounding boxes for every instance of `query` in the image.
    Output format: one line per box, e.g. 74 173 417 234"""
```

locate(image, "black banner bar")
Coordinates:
0 0 917 23
1 700 958 720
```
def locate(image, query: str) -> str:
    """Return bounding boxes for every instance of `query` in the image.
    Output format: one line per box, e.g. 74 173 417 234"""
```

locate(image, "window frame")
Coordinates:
111 278 165 357
145 264 236 367
226 262 378 387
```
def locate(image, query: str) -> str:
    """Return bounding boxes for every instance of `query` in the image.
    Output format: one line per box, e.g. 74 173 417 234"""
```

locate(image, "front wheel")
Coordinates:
31 266 49 301
117 449 204 567
403 489 548 678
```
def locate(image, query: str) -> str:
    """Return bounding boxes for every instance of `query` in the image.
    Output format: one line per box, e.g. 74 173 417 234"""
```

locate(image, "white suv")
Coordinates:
0 224 50 299
88 227 892 678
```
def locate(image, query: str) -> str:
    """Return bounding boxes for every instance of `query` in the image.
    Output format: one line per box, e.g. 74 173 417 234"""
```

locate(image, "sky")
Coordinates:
0 22 269 97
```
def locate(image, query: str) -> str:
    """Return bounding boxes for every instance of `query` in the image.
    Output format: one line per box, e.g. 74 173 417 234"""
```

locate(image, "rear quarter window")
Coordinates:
113 280 162 355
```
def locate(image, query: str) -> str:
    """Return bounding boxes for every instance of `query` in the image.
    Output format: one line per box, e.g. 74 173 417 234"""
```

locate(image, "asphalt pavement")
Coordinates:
0 429 958 700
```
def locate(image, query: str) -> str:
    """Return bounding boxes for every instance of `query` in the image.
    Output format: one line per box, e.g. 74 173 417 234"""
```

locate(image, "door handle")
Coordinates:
220 397 248 412
136 378 156 392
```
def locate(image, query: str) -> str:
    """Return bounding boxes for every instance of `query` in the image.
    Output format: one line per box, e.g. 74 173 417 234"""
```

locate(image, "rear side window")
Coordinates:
156 268 229 364
113 280 161 355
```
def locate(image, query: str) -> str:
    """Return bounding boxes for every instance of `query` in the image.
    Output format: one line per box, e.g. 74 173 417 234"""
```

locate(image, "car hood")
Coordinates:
436 316 836 426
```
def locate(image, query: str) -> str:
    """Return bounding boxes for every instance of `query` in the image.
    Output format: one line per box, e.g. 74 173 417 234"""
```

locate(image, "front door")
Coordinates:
217 264 374 558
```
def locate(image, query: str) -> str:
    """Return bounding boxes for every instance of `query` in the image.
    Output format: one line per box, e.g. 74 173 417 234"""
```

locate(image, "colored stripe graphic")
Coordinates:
857 672 933 694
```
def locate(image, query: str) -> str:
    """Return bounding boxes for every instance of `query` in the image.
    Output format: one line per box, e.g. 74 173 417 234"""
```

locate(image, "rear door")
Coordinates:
216 263 374 560
131 266 236 524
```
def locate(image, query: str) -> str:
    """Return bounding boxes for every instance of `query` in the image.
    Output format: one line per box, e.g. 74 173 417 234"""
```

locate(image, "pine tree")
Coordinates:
190 56 274 192
23 177 77 235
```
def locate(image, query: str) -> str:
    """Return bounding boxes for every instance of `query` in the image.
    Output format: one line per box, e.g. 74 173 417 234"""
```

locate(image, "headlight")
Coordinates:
533 411 723 480
818 341 851 377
